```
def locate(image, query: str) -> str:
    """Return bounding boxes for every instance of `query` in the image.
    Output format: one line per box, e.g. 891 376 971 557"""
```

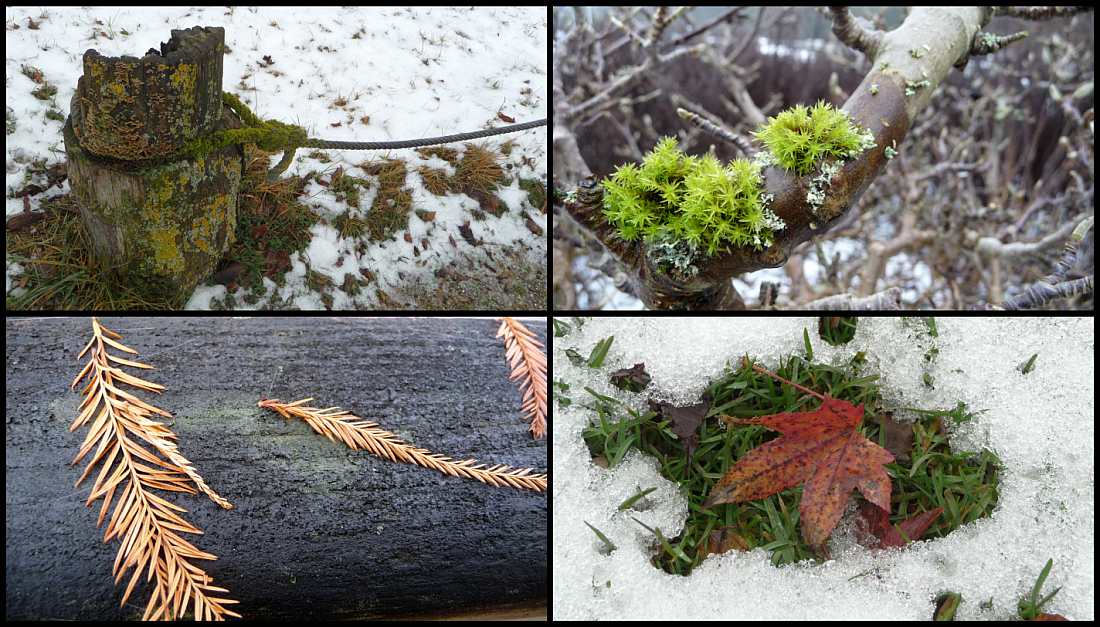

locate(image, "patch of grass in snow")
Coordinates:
574 332 1000 575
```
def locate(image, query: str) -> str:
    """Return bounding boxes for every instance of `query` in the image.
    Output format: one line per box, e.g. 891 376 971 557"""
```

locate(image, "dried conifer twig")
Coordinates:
71 318 239 621
258 398 547 491
494 317 547 438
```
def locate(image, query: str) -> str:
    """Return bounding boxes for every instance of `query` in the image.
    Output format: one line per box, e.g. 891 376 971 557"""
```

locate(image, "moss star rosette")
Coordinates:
600 137 785 263
752 100 876 177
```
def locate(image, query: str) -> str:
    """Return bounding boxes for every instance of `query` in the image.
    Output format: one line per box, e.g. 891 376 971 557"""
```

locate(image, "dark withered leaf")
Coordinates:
610 363 651 390
872 412 914 465
647 396 711 467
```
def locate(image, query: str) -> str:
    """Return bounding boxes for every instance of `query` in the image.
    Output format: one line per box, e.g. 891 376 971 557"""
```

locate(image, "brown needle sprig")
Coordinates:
495 317 547 439
258 398 548 491
71 318 239 621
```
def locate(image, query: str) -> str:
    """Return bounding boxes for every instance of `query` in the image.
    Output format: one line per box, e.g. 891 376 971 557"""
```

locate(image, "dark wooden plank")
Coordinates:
5 317 548 620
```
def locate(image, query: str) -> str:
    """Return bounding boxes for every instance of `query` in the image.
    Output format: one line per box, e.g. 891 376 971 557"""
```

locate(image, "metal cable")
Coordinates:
303 118 547 150
265 118 547 183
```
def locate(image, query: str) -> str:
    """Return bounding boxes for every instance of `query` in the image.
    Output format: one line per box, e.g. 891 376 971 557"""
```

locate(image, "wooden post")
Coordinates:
64 26 244 303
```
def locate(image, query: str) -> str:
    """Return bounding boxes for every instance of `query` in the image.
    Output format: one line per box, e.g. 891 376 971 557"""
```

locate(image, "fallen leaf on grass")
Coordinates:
854 499 944 549
609 363 652 389
703 395 895 552
870 412 914 465
648 396 710 467
704 526 750 558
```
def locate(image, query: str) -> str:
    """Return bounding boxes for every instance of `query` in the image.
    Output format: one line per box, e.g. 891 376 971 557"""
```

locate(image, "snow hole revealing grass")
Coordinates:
552 317 1093 621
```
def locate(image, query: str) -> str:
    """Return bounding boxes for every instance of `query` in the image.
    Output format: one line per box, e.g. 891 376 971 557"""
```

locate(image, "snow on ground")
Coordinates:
5 6 546 309
553 318 1094 620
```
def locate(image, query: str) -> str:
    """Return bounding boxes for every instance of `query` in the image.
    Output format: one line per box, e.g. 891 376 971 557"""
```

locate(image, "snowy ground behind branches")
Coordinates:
6 6 546 309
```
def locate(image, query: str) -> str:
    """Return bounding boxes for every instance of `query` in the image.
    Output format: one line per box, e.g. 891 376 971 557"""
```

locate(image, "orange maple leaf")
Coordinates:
703 395 895 551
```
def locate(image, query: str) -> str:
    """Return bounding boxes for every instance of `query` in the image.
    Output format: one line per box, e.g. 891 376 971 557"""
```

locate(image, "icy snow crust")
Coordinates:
553 318 1093 620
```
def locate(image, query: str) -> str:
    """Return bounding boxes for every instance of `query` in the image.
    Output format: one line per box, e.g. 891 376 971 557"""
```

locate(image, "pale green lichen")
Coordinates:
806 160 843 214
905 80 931 96
646 230 701 277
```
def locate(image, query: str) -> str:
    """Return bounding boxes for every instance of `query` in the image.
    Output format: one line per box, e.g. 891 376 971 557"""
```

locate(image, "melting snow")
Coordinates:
553 318 1093 620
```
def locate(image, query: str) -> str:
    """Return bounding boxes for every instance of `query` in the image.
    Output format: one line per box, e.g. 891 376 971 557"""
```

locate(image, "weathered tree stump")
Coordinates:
64 26 244 302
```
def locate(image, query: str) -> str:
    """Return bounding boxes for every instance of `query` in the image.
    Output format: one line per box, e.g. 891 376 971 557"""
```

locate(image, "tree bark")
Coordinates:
5 317 547 620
